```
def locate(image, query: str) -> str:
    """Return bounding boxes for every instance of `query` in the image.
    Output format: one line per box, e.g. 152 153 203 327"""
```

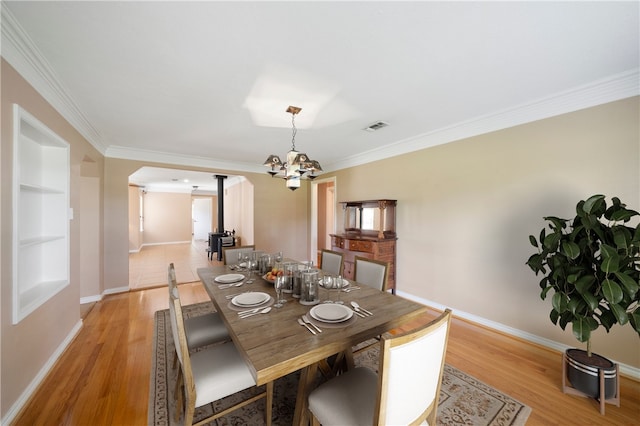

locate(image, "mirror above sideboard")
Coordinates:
341 199 396 239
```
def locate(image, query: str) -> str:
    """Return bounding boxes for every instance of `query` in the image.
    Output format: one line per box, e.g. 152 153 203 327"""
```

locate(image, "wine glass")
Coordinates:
334 275 345 305
274 275 287 308
321 274 334 303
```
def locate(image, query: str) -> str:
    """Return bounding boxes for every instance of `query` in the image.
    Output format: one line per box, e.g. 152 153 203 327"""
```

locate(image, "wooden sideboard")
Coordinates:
330 199 397 293
330 234 397 293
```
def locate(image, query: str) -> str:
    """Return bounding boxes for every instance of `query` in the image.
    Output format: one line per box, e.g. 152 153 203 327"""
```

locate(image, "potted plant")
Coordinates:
526 194 639 403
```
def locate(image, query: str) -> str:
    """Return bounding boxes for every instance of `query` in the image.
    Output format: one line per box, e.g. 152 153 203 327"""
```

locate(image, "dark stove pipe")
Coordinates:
215 175 227 233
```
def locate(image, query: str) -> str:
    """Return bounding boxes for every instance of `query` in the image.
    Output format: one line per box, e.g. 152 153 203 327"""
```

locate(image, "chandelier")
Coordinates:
263 106 323 191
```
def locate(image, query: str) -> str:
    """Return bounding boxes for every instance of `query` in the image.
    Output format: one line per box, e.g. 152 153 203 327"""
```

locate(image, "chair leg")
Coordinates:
175 370 185 423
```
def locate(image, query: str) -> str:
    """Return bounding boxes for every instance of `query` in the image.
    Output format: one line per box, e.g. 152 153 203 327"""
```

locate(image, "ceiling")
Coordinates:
2 1 638 192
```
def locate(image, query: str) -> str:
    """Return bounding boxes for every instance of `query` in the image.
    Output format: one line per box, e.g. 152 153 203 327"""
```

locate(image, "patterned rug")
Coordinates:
150 303 531 425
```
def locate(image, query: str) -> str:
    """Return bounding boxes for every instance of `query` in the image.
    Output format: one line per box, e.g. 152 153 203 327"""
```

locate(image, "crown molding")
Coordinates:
327 68 639 172
105 145 265 175
1 4 106 154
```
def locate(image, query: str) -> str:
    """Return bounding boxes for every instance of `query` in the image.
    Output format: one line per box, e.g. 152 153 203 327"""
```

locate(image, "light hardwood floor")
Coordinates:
10 246 640 425
129 239 218 289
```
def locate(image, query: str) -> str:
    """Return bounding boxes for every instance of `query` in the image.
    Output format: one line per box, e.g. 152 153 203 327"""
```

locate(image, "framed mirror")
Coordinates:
342 200 396 238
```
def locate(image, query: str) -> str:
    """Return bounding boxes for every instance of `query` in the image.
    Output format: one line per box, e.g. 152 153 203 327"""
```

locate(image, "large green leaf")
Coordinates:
543 232 561 250
552 292 568 313
611 208 640 222
572 317 591 342
561 241 580 259
600 253 620 274
567 297 583 315
574 275 595 294
630 310 640 335
612 226 631 250
580 291 599 312
526 253 544 274
602 279 623 304
544 216 567 231
610 303 629 325
582 195 605 215
615 271 639 297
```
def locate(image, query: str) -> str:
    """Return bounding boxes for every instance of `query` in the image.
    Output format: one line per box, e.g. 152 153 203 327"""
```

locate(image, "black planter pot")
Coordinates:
566 349 617 399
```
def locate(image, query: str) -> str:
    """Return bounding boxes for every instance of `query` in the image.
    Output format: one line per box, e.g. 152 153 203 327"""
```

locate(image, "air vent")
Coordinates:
364 121 390 132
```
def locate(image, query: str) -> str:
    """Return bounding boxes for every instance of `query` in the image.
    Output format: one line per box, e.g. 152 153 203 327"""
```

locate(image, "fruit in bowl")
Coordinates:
264 268 283 282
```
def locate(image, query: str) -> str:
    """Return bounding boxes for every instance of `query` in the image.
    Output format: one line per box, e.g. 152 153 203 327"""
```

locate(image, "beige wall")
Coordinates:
1 59 104 418
142 192 192 244
329 97 640 368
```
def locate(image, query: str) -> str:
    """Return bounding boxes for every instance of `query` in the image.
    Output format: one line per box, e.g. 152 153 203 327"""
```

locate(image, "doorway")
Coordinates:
311 177 337 264
192 198 213 241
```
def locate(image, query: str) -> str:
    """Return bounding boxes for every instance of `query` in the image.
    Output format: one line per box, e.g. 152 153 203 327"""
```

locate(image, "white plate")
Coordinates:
232 292 270 307
310 304 353 323
214 273 245 284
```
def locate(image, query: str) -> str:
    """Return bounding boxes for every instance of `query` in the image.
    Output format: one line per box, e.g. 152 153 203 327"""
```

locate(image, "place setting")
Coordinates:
303 303 358 330
214 273 246 289
228 291 274 316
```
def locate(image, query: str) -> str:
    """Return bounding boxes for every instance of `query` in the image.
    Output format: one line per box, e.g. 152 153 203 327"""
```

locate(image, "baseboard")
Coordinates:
397 291 640 381
80 294 102 304
102 286 130 296
1 319 83 425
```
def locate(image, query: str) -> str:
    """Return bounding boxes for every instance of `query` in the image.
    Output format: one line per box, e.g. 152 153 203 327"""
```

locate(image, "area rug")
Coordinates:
150 303 531 426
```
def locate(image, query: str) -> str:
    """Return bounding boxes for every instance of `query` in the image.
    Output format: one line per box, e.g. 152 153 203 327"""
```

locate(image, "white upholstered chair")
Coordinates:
168 264 229 358
354 256 390 292
222 245 256 265
320 249 344 276
168 264 230 398
169 290 273 426
308 309 452 426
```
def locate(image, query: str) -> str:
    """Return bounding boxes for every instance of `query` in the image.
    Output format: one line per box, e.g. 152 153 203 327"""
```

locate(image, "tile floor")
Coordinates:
128 239 222 290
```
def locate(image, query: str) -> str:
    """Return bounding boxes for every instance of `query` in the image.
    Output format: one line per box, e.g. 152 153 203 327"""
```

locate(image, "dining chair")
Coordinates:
319 249 344 276
308 309 452 426
222 245 256 265
169 289 273 426
354 256 390 292
167 264 230 359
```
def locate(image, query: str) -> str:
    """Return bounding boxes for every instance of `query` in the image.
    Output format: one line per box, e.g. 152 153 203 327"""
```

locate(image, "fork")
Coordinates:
342 286 361 293
298 318 316 335
302 315 322 333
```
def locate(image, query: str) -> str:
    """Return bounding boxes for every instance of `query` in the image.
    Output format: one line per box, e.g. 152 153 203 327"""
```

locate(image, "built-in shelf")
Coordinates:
12 104 70 324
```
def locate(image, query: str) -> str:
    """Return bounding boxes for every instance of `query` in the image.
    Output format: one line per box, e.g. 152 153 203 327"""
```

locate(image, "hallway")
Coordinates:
128 239 222 289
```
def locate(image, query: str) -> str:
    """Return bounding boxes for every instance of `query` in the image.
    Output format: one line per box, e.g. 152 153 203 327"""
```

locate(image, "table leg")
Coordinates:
293 362 319 426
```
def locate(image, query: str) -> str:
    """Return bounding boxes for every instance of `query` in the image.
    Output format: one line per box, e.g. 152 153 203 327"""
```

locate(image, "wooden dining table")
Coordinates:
197 264 428 425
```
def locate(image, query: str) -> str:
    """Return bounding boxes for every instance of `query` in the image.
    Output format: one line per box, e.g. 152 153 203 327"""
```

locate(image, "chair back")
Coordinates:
222 245 256 265
168 289 196 400
375 309 452 426
320 249 344 276
168 263 178 293
354 256 389 291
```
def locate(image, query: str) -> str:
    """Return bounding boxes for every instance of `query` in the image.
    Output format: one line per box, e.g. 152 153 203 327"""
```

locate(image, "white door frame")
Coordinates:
310 176 337 263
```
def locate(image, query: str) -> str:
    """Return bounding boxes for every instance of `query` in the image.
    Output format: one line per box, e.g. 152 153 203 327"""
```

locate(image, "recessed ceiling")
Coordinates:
2 1 638 185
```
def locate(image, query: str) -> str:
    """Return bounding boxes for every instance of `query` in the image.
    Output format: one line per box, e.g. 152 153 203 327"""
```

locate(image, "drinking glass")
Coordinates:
275 251 283 263
274 275 287 308
321 274 334 303
334 275 345 304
